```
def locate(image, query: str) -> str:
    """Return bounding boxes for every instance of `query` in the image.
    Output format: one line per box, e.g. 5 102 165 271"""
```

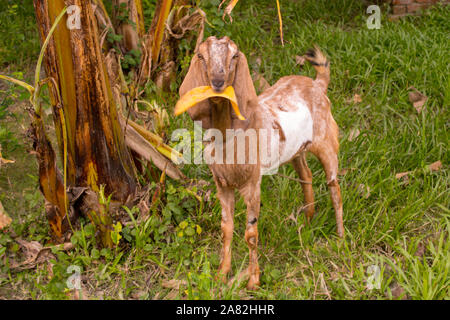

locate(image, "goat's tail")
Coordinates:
304 45 330 91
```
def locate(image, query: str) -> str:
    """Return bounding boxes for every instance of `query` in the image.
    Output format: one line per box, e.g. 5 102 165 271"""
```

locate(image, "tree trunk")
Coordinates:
24 0 193 242
33 0 137 204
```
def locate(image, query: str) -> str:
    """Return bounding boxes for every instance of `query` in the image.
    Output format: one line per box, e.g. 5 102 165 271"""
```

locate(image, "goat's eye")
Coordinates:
232 53 239 59
197 53 204 60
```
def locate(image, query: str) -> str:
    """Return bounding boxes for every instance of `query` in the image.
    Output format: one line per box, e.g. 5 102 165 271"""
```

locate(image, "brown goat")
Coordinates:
179 36 343 290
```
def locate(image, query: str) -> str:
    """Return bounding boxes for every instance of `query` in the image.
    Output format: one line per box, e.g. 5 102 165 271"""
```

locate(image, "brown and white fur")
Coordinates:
179 36 343 290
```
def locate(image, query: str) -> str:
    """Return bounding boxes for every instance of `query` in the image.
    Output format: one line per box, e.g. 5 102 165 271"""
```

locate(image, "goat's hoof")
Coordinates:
337 226 345 238
246 276 260 291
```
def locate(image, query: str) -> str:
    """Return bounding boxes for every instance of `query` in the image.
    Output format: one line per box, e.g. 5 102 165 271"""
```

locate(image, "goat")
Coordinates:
179 36 343 290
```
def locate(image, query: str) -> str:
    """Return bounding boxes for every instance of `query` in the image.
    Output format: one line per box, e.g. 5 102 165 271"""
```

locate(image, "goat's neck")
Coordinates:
210 97 257 134
210 98 234 137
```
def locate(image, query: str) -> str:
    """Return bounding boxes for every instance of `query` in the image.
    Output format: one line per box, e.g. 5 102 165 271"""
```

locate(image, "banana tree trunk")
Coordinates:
33 0 137 203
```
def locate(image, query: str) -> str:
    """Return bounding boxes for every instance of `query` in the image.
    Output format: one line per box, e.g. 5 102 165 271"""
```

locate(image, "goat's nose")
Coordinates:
211 79 225 90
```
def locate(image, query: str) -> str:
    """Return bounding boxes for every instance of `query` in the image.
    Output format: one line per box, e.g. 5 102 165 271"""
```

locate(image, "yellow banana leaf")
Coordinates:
174 86 245 120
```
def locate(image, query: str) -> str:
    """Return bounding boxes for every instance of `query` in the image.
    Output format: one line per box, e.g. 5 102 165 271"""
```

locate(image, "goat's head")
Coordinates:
197 36 240 92
179 36 257 128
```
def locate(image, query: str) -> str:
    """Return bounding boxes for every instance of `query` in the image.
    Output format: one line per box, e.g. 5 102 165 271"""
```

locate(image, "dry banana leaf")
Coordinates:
219 0 239 22
174 86 245 120
124 123 186 180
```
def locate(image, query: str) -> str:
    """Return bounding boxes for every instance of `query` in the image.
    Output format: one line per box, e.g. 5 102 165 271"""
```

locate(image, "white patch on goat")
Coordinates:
261 99 313 175
277 102 313 163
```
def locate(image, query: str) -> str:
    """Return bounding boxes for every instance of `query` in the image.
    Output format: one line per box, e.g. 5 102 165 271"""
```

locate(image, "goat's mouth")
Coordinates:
174 86 246 120
211 86 225 93
211 80 226 93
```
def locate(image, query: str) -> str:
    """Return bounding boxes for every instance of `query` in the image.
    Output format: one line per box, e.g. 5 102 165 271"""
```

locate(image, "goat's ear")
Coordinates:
233 52 257 118
179 54 212 128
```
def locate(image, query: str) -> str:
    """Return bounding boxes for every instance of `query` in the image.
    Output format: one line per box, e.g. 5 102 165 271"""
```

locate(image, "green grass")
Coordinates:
0 0 449 300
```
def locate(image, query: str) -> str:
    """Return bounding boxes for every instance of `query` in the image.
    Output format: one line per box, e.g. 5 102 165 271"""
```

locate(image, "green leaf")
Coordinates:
91 248 100 259
185 226 195 236
179 220 188 230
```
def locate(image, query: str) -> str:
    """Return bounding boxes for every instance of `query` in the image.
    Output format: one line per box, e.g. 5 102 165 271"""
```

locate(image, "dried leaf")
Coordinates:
174 86 245 120
428 160 442 172
0 201 12 230
162 279 187 290
166 8 206 50
124 123 186 181
165 289 179 299
220 0 239 22
10 239 55 270
338 168 355 176
318 273 331 300
151 0 173 65
348 128 360 142
9 239 72 270
352 94 362 104
408 87 427 113
395 171 410 179
390 283 407 300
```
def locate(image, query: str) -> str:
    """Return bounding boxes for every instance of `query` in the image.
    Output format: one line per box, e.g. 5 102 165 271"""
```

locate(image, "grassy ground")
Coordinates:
0 0 449 300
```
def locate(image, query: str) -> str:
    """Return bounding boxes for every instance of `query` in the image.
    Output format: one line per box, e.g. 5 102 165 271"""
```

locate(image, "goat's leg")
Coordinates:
313 146 344 237
239 181 261 290
292 153 315 221
216 186 235 281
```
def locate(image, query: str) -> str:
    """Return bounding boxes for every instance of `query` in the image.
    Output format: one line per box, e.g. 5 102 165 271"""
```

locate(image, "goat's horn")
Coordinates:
174 86 246 120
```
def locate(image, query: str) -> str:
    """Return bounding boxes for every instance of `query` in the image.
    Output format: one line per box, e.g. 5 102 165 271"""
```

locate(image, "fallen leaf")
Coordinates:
318 273 331 300
162 279 187 290
0 201 12 230
348 128 360 142
165 289 179 300
395 171 410 179
352 94 362 104
9 239 72 271
389 283 407 300
338 168 355 176
408 87 427 113
428 160 442 172
10 239 48 270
